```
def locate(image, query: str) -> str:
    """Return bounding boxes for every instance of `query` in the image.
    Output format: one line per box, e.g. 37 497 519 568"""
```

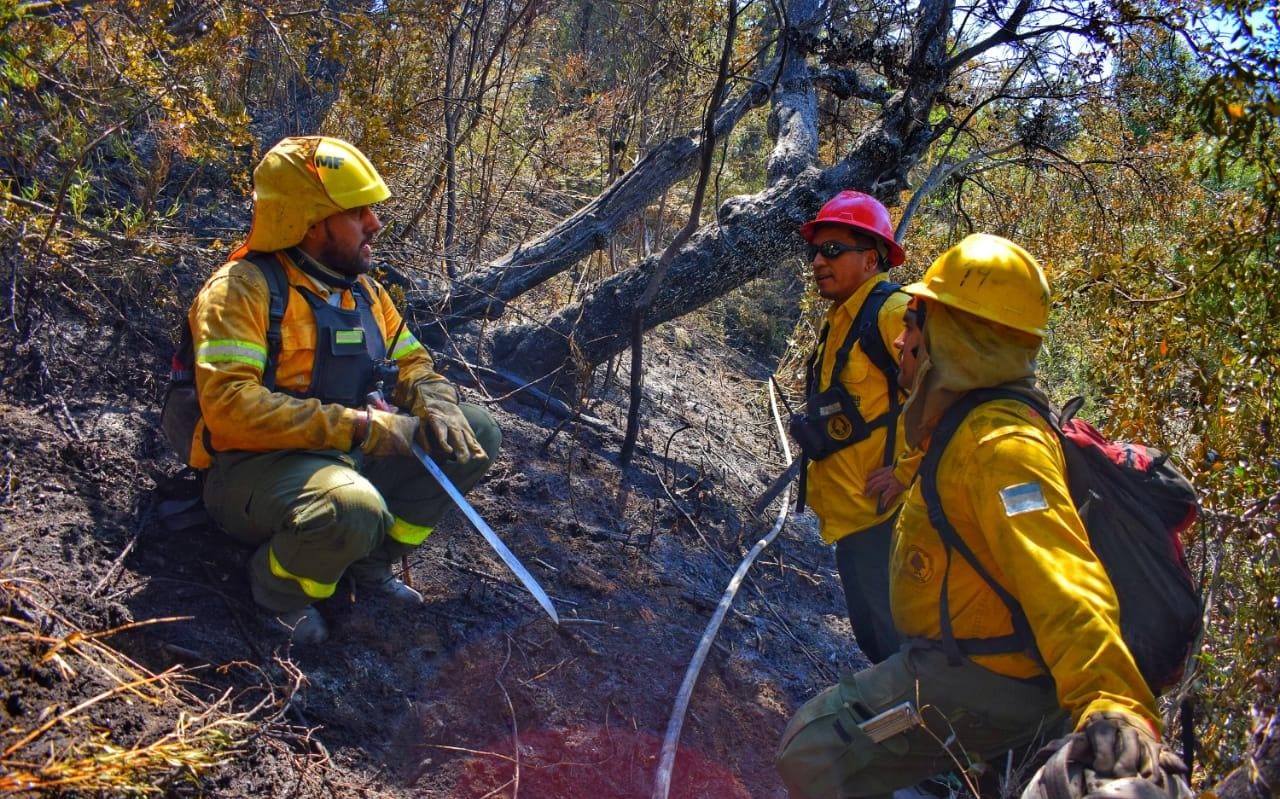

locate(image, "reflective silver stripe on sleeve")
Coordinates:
390 333 426 360
196 339 268 370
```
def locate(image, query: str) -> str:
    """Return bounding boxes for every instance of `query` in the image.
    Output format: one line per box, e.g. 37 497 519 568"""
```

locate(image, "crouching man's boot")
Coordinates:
276 606 329 644
349 561 424 605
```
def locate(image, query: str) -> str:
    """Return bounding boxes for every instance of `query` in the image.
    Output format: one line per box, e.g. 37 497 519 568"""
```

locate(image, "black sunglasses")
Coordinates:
807 240 875 260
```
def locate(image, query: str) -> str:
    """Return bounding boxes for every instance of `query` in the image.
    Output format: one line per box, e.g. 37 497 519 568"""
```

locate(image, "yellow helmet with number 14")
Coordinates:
904 233 1050 337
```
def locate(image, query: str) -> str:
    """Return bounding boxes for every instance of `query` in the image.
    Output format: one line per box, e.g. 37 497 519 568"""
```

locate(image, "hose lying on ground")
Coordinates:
651 379 794 799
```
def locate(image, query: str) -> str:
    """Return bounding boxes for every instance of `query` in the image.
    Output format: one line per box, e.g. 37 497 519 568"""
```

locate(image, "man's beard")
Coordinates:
316 239 370 277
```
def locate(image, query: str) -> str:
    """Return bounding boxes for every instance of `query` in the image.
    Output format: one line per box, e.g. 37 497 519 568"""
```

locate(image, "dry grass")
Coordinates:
0 572 257 796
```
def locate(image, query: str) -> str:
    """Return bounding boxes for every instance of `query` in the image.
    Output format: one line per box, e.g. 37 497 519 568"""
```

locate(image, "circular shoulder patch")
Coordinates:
827 415 853 441
904 545 934 584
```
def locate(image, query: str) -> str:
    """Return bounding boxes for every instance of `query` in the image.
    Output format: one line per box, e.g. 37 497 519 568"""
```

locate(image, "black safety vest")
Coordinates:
175 251 390 462
793 281 904 508
258 250 387 409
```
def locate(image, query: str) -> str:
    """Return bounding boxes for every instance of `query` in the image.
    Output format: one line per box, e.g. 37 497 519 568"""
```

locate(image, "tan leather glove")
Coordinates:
1021 712 1192 799
409 380 486 464
359 408 426 458
1081 712 1185 781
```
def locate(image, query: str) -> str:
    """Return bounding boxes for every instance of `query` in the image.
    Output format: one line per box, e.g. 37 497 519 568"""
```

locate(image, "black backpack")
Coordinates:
160 252 290 466
919 388 1202 695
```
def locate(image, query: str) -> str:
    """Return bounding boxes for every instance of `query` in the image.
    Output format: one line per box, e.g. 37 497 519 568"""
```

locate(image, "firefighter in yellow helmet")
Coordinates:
188 137 500 645
776 235 1190 799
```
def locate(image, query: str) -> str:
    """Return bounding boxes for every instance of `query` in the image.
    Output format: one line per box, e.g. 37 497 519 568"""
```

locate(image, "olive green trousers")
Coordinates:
776 639 1068 799
203 403 500 613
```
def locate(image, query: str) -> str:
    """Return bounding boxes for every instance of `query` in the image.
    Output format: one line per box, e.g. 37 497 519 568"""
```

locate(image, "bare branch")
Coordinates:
896 142 1021 238
810 67 892 103
433 70 774 323
944 0 1035 69
621 0 741 466
947 20 1103 71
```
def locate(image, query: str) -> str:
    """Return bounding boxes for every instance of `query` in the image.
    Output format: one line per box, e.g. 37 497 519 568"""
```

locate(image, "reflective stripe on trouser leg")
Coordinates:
204 448 393 613
387 516 433 545
269 547 337 599
262 470 390 606
353 404 500 581
351 516 432 582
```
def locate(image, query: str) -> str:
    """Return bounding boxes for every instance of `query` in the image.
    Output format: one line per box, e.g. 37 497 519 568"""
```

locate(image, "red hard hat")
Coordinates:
799 190 905 267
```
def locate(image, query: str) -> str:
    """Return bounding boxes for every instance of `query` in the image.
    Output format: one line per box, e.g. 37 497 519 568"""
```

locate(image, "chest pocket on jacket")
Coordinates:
277 316 316 393
834 350 871 391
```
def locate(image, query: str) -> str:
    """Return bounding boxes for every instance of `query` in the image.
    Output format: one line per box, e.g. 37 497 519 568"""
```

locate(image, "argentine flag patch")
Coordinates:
999 482 1049 516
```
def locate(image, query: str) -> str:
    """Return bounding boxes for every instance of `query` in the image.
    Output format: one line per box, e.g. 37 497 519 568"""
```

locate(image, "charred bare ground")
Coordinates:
3 0 1276 793
0 297 868 796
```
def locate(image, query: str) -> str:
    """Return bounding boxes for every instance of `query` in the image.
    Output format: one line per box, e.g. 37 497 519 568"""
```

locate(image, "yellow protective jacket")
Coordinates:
889 398 1159 730
187 251 443 468
805 274 910 544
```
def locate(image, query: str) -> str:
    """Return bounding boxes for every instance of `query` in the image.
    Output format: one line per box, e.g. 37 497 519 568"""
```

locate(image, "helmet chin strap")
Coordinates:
288 246 357 290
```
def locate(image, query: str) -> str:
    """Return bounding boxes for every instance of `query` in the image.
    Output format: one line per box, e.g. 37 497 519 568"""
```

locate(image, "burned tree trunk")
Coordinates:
1215 709 1279 799
489 0 952 387
487 171 832 385
434 83 772 324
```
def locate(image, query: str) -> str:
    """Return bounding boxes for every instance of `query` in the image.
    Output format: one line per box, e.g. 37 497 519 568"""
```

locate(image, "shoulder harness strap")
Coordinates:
796 282 906 509
196 251 289 457
918 388 1055 673
832 282 903 467
861 282 904 470
825 282 901 387
851 281 902 390
243 251 290 391
804 283 902 396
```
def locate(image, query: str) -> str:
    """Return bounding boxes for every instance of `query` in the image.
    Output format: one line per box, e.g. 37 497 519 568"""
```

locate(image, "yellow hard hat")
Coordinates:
904 233 1050 336
233 136 390 257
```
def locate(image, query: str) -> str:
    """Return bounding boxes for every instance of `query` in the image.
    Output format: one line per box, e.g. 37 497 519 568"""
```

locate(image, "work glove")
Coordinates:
360 408 427 458
409 380 487 464
1021 712 1192 799
1082 712 1183 779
